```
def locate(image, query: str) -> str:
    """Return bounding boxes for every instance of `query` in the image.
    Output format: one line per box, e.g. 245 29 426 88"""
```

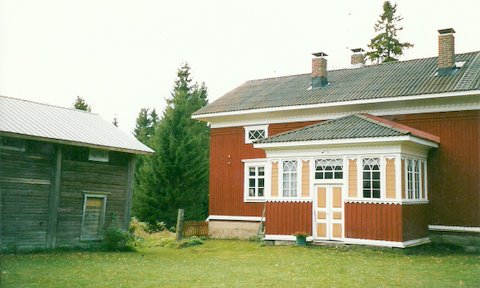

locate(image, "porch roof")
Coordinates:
256 114 440 145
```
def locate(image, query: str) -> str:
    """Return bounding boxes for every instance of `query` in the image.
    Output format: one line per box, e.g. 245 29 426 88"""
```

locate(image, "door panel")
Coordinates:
314 185 343 240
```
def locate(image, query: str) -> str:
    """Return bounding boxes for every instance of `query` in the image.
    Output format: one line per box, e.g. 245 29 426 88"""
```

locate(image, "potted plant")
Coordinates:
293 231 308 246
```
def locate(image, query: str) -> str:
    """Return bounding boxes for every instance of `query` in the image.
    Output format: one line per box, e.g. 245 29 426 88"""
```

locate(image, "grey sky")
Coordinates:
1 0 478 134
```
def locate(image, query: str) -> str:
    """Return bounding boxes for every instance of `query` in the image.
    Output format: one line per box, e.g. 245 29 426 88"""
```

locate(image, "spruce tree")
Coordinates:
73 96 92 112
366 1 413 63
134 64 209 227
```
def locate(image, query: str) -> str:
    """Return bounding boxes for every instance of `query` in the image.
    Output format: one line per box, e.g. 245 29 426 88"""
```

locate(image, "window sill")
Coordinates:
244 198 266 203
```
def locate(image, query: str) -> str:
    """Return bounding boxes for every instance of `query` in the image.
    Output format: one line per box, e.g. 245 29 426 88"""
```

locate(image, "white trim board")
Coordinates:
207 215 262 222
264 235 314 242
342 237 430 248
254 135 438 149
193 90 480 120
428 225 480 233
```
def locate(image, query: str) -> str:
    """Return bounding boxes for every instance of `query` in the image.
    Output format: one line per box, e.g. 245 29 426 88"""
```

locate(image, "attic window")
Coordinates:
0 136 25 151
244 125 269 144
88 149 109 162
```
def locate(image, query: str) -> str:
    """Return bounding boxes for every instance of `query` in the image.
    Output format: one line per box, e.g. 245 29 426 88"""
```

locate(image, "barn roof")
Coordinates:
0 95 154 155
194 51 480 117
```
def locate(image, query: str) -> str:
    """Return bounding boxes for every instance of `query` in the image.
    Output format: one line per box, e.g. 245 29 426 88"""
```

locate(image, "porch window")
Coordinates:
282 160 297 197
0 136 25 151
406 158 424 200
362 158 381 199
244 161 266 201
315 159 343 180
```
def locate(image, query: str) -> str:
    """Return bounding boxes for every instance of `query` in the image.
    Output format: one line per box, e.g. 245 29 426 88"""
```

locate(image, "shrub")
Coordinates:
103 227 133 251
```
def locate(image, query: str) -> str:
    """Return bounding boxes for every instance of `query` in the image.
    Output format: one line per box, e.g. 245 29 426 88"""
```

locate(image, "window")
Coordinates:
362 158 381 199
88 149 109 162
406 158 424 200
244 125 268 144
247 166 265 198
282 160 297 197
0 136 25 151
81 194 107 240
244 161 266 201
315 159 343 180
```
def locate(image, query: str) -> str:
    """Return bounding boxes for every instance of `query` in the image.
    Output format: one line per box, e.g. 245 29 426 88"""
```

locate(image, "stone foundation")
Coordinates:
208 220 260 240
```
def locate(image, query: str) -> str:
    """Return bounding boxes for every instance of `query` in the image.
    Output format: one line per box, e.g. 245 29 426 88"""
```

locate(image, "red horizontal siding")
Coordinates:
209 122 318 217
265 201 312 235
386 110 480 227
345 203 402 242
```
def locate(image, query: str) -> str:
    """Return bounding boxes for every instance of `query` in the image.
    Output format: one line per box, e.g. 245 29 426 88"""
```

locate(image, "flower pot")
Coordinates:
295 235 307 246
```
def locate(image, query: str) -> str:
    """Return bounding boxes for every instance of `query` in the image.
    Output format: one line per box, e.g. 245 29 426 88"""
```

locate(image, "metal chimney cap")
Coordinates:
438 28 456 34
312 52 328 57
351 48 365 53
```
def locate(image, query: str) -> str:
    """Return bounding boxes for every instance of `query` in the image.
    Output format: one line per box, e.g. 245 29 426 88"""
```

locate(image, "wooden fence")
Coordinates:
183 221 209 237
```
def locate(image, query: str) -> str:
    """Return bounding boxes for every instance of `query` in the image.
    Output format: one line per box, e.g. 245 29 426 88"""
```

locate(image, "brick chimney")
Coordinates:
438 28 456 76
312 52 328 88
351 48 365 67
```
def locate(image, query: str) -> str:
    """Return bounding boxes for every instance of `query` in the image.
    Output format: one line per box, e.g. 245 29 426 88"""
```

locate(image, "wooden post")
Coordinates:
47 145 62 248
123 156 136 230
176 209 184 242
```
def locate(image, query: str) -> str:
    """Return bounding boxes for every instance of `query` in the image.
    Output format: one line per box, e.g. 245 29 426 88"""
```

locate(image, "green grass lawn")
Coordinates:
1 240 479 288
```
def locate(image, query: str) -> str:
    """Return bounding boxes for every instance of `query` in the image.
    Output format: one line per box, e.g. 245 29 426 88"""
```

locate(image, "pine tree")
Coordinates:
366 1 413 63
134 64 209 227
73 96 92 112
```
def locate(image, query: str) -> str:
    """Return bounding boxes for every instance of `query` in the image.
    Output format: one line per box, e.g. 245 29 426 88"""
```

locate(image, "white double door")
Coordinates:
313 184 344 240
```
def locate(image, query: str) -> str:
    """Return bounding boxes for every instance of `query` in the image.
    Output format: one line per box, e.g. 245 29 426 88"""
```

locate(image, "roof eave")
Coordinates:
0 131 155 155
192 90 480 121
254 135 438 149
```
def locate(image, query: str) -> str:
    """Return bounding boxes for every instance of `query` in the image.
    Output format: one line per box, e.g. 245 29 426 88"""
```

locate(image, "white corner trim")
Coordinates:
264 234 313 242
254 135 438 149
428 225 480 233
207 215 262 222
343 237 430 248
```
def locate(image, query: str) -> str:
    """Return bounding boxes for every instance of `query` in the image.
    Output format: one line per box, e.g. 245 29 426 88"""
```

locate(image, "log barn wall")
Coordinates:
0 138 133 250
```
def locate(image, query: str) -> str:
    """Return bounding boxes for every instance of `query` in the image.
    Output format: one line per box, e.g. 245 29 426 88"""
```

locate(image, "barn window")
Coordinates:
244 125 268 144
282 160 298 197
81 194 107 240
362 158 381 199
88 149 109 162
0 136 25 151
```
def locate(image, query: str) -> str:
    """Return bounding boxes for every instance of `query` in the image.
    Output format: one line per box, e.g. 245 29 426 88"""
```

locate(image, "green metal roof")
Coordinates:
257 114 438 144
194 51 480 116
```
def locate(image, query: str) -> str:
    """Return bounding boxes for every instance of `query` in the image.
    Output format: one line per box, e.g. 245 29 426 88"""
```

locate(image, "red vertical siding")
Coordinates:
209 121 319 217
386 110 480 227
345 203 402 242
265 201 312 235
402 204 429 241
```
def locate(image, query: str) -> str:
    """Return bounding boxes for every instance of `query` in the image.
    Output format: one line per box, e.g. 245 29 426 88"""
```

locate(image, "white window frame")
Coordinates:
314 158 344 181
244 160 267 202
281 159 299 197
404 157 426 200
244 125 269 144
361 157 382 199
88 148 109 162
81 193 108 241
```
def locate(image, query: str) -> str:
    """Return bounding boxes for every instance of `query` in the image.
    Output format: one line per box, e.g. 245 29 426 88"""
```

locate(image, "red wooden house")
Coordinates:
193 28 479 247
